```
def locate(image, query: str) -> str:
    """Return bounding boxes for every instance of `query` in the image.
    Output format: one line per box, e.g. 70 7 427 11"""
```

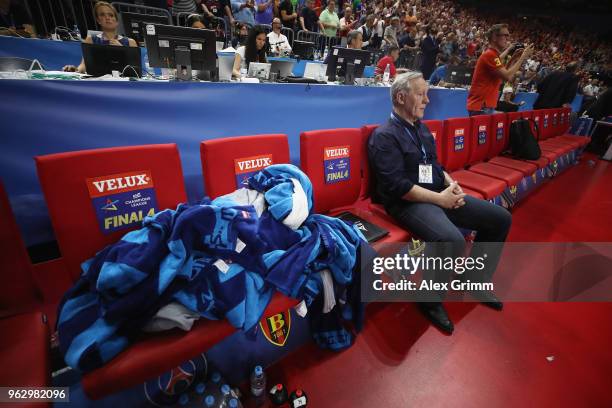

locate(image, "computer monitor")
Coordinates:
444 65 474 86
121 12 169 46
248 62 271 80
292 40 315 60
269 60 295 79
303 62 327 80
326 46 371 84
143 23 217 81
81 43 142 77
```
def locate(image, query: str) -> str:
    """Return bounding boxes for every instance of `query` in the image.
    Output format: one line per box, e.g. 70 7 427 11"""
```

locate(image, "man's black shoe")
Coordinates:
473 291 503 311
418 303 454 334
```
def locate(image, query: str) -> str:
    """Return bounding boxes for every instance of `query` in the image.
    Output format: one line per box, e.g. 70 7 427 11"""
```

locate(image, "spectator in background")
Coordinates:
299 0 320 32
62 1 137 73
383 16 400 49
187 13 207 28
279 0 297 29
255 0 275 24
232 0 255 25
405 7 417 26
428 54 450 86
222 0 235 25
358 14 376 50
267 17 291 55
419 26 440 80
533 61 579 109
232 24 268 77
172 0 198 13
319 0 340 38
375 45 400 78
339 6 357 37
0 0 36 37
231 21 248 47
496 85 524 112
201 0 224 19
467 23 533 115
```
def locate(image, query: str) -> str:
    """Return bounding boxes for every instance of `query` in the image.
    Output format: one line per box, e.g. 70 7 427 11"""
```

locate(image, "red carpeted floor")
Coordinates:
254 155 612 407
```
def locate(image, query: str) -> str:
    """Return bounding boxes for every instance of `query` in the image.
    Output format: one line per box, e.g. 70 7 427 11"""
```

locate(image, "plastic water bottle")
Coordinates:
195 382 206 395
204 395 216 408
73 24 81 40
382 63 391 85
177 393 190 406
219 384 231 407
322 46 329 62
143 52 151 77
250 366 266 406
228 398 241 408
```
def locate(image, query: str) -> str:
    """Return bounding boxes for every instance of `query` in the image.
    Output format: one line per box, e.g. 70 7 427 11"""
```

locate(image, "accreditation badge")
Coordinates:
419 164 433 184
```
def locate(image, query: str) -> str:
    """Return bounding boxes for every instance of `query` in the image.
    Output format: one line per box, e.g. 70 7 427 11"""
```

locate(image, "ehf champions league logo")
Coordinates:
144 353 207 407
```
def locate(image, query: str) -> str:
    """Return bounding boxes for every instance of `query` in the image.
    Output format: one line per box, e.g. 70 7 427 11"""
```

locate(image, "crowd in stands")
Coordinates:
2 0 610 102
160 0 611 96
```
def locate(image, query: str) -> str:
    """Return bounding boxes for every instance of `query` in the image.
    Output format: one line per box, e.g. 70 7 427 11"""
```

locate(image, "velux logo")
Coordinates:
324 146 350 160
234 154 273 174
92 174 148 193
87 171 154 198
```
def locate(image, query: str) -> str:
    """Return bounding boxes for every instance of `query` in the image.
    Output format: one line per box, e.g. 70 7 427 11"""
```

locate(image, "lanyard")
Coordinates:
391 113 427 163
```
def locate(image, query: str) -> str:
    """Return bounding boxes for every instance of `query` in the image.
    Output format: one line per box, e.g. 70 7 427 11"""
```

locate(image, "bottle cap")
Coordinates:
276 384 283 391
229 399 239 408
254 365 263 376
205 395 215 407
178 394 189 406
196 383 206 395
296 389 303 397
221 384 230 395
211 372 221 383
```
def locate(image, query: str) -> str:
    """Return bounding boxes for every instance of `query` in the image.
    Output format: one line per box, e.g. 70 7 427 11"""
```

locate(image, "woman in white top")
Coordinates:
62 1 137 73
232 25 268 77
266 18 291 56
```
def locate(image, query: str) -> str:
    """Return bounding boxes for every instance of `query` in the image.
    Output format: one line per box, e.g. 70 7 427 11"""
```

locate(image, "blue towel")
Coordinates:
58 164 369 372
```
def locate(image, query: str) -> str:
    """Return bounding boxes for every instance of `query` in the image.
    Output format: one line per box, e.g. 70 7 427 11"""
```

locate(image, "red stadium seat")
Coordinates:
423 119 445 163
488 113 509 158
0 312 50 401
441 117 507 200
200 134 290 199
0 180 42 312
0 180 68 329
540 109 555 140
547 107 589 148
488 111 544 170
467 115 491 165
35 144 294 400
462 115 526 195
0 182 52 396
359 125 378 201
301 128 411 244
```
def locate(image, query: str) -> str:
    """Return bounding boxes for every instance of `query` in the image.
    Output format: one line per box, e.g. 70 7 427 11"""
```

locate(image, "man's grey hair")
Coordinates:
390 71 423 106
347 30 362 46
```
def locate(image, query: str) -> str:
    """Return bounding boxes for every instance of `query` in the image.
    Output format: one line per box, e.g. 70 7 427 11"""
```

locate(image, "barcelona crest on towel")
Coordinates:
260 310 291 347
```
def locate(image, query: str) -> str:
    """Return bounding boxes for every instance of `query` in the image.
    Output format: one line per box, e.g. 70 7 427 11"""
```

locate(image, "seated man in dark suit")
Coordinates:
367 71 512 334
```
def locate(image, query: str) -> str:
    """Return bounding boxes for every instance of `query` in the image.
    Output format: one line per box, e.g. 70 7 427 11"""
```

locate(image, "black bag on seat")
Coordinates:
509 118 541 160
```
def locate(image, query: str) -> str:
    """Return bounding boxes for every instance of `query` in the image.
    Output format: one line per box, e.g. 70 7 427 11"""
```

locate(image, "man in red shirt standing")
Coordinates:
375 45 400 78
467 23 534 116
